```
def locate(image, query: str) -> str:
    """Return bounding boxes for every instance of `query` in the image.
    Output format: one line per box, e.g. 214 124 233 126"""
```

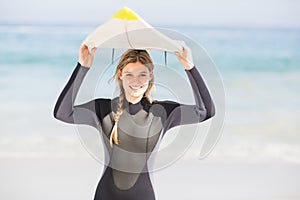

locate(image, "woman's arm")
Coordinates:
53 45 101 128
53 63 100 128
175 47 215 118
158 48 215 133
186 66 215 119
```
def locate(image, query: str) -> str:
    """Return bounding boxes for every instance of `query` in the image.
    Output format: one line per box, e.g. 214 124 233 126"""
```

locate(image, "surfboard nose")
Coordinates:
112 7 139 20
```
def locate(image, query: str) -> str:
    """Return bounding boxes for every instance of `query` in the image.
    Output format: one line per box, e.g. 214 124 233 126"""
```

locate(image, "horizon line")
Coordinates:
0 20 299 30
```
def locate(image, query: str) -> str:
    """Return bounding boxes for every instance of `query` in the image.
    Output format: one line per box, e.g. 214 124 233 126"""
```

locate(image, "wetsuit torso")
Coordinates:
54 63 214 200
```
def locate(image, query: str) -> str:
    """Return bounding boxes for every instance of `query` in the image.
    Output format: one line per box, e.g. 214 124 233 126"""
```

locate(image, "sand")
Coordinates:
1 156 299 200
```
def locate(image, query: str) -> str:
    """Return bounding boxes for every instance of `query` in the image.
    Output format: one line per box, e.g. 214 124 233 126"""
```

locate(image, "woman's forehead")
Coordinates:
122 62 150 73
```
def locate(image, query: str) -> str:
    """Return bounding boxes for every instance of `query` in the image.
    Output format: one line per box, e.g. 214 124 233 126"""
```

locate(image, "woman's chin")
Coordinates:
129 89 145 97
128 91 145 100
130 93 143 98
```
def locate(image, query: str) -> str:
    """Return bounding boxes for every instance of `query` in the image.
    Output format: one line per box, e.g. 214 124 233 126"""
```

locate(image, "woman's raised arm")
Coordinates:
53 45 100 129
158 48 215 134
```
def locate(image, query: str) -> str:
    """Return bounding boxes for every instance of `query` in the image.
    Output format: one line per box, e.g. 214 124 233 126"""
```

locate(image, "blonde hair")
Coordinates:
109 49 154 147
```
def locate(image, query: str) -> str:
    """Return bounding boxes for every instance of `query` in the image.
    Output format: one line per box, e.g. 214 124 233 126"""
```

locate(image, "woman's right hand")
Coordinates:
78 44 97 68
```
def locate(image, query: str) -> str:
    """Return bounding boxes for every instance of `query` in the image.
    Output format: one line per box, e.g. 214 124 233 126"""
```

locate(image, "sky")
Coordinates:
0 0 300 27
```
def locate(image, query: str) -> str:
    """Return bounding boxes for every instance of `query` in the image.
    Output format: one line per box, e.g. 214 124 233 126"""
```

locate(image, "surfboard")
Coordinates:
83 7 193 63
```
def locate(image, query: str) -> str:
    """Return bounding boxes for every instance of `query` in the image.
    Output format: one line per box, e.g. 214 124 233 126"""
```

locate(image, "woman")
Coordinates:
54 44 215 200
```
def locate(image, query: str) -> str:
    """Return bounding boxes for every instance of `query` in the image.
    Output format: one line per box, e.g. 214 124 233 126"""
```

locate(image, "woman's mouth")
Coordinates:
129 85 143 91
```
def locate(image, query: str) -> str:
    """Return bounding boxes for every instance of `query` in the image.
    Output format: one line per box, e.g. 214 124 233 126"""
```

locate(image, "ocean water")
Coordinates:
0 23 300 163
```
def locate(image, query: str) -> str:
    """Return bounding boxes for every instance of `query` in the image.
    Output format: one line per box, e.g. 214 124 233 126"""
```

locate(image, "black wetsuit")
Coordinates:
54 62 215 200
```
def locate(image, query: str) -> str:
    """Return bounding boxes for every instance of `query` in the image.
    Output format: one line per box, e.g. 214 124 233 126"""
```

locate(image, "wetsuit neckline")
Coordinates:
123 97 143 115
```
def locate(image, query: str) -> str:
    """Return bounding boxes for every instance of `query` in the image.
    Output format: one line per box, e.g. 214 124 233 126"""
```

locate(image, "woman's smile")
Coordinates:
129 85 143 91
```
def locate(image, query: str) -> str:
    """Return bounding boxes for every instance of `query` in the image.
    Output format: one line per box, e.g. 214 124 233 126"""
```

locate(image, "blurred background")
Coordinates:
0 0 300 199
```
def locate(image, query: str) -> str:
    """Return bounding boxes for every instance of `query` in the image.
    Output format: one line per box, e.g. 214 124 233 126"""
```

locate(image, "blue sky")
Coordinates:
1 0 299 27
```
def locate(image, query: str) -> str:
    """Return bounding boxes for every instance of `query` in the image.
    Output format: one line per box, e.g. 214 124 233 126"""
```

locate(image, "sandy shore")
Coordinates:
1 157 299 200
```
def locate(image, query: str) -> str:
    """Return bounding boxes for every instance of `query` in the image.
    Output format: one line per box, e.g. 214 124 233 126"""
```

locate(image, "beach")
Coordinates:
1 154 300 199
0 23 300 199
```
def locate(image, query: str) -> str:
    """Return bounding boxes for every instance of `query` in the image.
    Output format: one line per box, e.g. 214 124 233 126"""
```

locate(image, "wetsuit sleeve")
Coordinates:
53 62 100 129
160 66 215 133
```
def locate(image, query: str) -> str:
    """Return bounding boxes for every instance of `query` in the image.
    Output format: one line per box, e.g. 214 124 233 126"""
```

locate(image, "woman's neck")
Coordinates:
125 94 143 104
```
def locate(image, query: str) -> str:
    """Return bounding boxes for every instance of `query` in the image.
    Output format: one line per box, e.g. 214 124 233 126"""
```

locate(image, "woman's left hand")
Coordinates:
174 47 194 70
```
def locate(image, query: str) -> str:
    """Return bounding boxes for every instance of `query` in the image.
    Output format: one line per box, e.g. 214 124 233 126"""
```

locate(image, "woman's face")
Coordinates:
119 61 152 103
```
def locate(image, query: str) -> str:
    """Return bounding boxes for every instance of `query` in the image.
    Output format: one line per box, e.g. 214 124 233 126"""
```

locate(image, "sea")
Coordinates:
0 23 300 164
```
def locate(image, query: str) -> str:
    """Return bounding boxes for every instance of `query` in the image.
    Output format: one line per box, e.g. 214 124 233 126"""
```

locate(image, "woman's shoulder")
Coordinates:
153 99 180 106
93 98 113 118
151 99 180 116
94 98 112 103
95 97 122 112
94 98 113 110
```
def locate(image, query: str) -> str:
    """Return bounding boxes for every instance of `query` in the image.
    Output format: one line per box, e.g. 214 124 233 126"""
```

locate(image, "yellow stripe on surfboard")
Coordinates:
112 7 139 20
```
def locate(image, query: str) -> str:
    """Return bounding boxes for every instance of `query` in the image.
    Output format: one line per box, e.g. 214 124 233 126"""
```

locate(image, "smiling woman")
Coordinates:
53 43 215 200
52 6 216 200
112 50 154 104
120 63 152 102
108 49 155 147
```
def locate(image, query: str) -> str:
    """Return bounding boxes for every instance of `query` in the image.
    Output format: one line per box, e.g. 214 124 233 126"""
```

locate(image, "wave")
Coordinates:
1 136 300 163
0 136 89 158
208 141 300 163
0 23 94 35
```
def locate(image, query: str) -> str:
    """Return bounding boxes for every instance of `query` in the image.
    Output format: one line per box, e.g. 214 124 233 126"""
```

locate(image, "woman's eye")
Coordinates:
126 74 132 77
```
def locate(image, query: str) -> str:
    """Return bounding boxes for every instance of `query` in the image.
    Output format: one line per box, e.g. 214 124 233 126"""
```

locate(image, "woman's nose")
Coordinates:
131 76 141 84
